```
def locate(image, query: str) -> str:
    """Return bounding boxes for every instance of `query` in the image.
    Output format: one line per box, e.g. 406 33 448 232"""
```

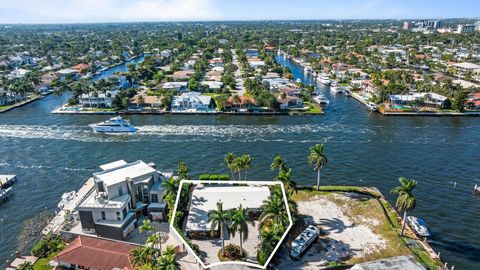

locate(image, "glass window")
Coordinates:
97 182 104 192
116 212 121 221
101 211 106 220
151 194 158 203
118 186 123 196
123 207 127 218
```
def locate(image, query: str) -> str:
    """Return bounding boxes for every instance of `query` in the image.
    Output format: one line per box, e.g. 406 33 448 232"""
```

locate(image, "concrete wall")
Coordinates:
79 211 95 230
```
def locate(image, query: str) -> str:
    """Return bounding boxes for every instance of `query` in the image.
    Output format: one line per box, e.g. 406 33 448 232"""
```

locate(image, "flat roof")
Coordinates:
186 185 270 232
94 160 156 187
99 160 127 171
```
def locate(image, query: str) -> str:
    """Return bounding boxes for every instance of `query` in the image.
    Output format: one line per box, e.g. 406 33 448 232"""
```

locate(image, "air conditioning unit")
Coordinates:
99 192 108 198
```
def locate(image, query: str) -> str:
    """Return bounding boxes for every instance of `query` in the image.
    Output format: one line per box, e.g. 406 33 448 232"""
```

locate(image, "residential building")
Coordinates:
276 93 304 109
78 90 118 108
171 91 213 112
171 70 195 81
351 256 425 270
452 62 480 74
457 24 476 33
76 160 167 240
388 92 447 108
51 235 136 270
130 94 163 109
201 81 223 90
157 81 188 92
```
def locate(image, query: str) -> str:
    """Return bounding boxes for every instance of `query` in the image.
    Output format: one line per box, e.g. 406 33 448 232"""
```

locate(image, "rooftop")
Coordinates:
186 185 270 232
94 160 156 187
351 256 426 270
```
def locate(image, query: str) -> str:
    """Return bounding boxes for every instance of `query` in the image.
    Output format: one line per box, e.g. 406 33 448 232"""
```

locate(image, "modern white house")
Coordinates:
201 81 224 90
78 90 118 108
76 160 168 240
171 91 213 112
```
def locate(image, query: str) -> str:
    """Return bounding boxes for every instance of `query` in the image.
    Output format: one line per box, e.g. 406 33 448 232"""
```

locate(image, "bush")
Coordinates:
218 175 230 180
222 244 247 261
199 174 210 180
31 233 65 258
209 174 219 180
256 249 268 265
197 174 229 180
67 98 77 105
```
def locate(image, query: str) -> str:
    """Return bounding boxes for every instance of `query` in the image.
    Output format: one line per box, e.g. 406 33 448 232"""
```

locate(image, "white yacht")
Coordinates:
406 216 430 238
290 225 320 259
314 95 329 105
90 116 137 133
317 74 331 85
57 191 76 210
304 66 313 74
330 81 343 94
367 102 378 111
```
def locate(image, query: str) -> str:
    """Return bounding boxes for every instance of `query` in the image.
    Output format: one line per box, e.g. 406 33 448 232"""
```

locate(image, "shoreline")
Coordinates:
51 109 325 116
0 93 52 113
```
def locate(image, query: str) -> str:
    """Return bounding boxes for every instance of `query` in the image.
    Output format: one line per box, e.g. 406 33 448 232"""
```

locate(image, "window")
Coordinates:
101 211 106 220
116 212 121 221
123 207 127 218
151 194 158 203
97 182 105 192
118 186 123 196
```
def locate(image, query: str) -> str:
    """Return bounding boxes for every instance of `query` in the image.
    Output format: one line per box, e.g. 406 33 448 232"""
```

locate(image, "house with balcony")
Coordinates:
76 160 168 240
171 91 213 112
78 90 118 108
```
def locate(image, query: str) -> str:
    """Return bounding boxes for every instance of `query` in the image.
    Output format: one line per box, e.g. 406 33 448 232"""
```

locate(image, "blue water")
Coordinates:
92 54 146 81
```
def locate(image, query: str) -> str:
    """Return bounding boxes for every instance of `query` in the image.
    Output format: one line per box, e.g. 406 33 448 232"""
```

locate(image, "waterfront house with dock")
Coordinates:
76 160 168 240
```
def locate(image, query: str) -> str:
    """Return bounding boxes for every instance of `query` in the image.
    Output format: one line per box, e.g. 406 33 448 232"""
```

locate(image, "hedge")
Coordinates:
198 174 229 180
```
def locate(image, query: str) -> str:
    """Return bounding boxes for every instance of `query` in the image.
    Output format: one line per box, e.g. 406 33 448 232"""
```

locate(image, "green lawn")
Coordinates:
34 254 56 270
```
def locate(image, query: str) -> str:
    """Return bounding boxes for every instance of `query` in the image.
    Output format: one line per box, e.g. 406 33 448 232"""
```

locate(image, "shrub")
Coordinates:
199 174 210 180
209 174 219 180
222 244 246 261
218 175 230 180
256 249 268 265
31 233 65 258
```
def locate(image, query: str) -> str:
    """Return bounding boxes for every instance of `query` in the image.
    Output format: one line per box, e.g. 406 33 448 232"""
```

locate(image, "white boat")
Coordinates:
57 191 76 210
290 225 319 259
317 74 331 85
304 66 313 74
367 102 377 111
344 89 352 96
295 78 302 84
406 216 430 238
90 116 137 133
314 95 329 105
330 81 343 94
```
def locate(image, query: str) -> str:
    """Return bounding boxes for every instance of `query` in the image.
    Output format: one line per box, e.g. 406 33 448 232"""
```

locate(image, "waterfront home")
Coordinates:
247 57 265 68
224 95 256 111
171 91 212 112
55 68 80 80
451 62 480 75
171 70 195 81
130 94 163 109
276 93 304 110
466 92 480 110
388 92 447 108
78 90 118 108
201 80 223 90
351 256 426 270
36 72 57 93
185 185 270 237
72 63 90 74
76 160 168 240
156 81 188 92
51 235 136 270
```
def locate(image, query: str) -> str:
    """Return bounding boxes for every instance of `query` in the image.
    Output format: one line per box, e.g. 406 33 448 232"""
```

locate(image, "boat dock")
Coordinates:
42 177 94 235
0 175 17 203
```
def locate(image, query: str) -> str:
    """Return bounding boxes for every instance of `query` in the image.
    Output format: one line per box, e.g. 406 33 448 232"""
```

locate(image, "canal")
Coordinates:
0 55 479 269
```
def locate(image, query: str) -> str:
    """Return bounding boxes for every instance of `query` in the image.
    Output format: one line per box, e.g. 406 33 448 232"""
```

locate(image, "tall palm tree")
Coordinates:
157 253 180 270
271 185 298 217
208 202 231 255
260 195 289 233
239 154 252 180
224 152 236 180
130 246 153 267
274 168 297 192
259 229 278 254
270 154 288 173
390 177 417 236
307 144 328 191
229 205 254 256
177 161 189 180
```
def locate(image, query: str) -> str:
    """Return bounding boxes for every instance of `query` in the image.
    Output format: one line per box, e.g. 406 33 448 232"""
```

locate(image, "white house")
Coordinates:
171 91 213 112
78 90 118 108
201 81 224 90
76 160 168 240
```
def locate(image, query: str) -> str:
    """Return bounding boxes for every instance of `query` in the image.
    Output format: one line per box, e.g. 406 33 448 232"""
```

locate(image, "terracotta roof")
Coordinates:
72 63 90 71
226 96 256 106
54 236 136 270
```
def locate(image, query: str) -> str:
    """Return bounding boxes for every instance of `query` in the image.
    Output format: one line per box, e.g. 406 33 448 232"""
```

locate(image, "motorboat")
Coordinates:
367 102 378 111
90 116 137 133
304 66 313 74
330 81 343 94
406 216 431 238
317 74 331 85
290 225 319 259
57 191 76 210
314 95 329 105
344 89 352 96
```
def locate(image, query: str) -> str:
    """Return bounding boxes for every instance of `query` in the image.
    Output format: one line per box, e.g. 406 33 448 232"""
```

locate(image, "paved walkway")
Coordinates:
231 49 246 97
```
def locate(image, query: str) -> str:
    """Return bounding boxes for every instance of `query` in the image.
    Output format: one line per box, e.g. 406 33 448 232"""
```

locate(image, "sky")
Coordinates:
0 0 479 24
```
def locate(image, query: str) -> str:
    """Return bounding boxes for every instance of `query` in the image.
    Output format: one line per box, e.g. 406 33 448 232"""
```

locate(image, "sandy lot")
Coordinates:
275 193 387 269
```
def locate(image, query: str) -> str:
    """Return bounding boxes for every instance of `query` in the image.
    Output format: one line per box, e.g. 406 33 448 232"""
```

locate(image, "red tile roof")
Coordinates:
54 236 136 270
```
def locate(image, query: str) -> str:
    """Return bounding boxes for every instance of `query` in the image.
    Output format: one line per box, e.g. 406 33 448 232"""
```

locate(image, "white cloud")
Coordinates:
0 0 222 23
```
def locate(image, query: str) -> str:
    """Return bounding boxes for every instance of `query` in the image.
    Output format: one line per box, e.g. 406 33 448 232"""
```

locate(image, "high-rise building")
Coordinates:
403 21 411 30
457 24 476 33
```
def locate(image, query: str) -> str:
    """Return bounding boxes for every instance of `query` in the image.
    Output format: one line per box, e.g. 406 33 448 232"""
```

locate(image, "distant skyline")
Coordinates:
0 0 479 24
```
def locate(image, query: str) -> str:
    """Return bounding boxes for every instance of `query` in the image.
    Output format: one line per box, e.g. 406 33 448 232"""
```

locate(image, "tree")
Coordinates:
177 161 189 180
229 205 254 257
208 202 231 255
270 154 288 173
157 253 180 270
260 195 289 233
17 262 33 270
224 152 236 180
275 168 297 193
452 91 468 112
130 246 154 267
390 177 417 236
307 144 328 190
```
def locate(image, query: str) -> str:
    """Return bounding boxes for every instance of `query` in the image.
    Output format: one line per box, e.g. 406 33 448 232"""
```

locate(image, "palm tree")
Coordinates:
271 185 298 216
229 205 254 256
177 161 189 180
224 152 236 180
208 201 231 255
274 168 297 192
17 262 33 270
130 246 153 267
259 229 278 254
270 154 288 173
260 195 289 232
307 144 328 191
157 253 180 270
239 154 252 180
390 177 417 236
